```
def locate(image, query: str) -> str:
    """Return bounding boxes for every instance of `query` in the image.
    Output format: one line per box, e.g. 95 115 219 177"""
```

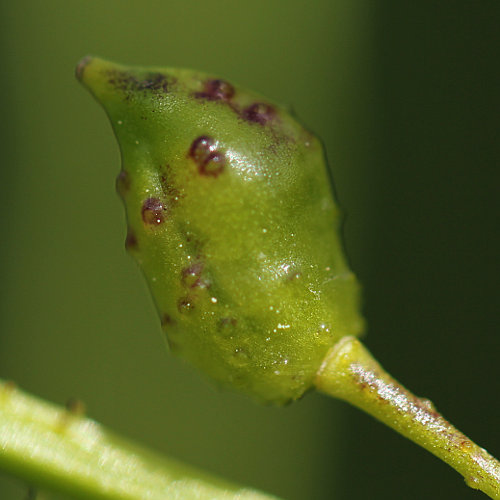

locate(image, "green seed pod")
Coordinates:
77 58 500 497
77 56 363 404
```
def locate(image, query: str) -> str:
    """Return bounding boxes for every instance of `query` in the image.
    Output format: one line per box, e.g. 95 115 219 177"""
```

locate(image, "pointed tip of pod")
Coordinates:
75 55 108 100
75 56 130 104
75 55 93 82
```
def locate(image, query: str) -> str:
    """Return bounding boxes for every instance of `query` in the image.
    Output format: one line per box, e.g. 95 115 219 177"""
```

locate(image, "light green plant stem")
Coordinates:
315 336 500 499
0 379 279 500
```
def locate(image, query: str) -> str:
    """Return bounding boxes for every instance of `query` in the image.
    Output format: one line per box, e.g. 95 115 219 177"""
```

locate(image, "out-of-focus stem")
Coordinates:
315 336 500 499
0 379 278 500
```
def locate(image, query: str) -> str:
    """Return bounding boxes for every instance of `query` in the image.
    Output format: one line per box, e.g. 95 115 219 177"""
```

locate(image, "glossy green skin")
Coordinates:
78 57 363 404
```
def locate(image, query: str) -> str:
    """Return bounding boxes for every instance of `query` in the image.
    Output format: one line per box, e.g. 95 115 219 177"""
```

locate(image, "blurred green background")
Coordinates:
0 1 498 499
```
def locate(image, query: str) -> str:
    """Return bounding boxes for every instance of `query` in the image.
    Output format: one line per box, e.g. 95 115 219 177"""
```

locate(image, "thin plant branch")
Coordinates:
0 379 279 500
315 337 500 500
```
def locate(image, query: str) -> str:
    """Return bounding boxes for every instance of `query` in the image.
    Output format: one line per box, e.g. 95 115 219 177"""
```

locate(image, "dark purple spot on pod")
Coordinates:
161 313 176 328
125 229 138 250
196 79 235 101
177 296 195 313
189 137 225 177
242 102 275 125
142 197 166 225
181 262 204 288
199 151 225 177
116 170 130 197
189 136 216 164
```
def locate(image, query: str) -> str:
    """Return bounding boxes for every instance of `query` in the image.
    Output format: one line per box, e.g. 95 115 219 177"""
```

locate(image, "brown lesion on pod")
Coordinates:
141 197 167 225
188 136 226 178
241 102 275 125
195 79 235 102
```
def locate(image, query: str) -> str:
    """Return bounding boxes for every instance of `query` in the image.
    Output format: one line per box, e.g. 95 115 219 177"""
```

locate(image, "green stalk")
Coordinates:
315 337 500 499
0 379 278 500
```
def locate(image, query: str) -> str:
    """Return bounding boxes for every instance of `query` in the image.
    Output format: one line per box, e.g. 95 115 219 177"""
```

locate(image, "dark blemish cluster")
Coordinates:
189 136 225 177
196 79 235 101
107 71 139 92
136 73 169 92
141 197 166 225
160 172 184 204
242 102 275 125
158 164 185 205
181 262 209 288
107 70 169 96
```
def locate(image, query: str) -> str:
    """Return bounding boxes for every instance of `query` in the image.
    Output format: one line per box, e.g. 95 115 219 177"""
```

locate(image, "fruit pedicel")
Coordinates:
77 56 500 499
